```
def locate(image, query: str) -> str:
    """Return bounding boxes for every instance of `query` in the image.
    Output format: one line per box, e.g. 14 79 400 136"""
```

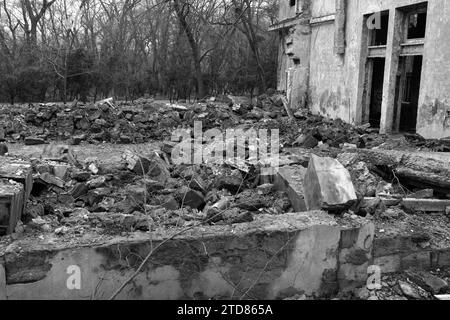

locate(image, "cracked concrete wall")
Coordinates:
308 0 358 123
417 0 450 139
278 0 301 21
0 213 374 300
276 23 311 110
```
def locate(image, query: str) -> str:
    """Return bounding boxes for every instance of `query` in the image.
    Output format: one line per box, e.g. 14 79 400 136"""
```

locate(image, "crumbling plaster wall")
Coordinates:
308 0 358 123
276 25 311 109
287 24 311 109
416 0 450 139
278 0 300 21
305 0 450 139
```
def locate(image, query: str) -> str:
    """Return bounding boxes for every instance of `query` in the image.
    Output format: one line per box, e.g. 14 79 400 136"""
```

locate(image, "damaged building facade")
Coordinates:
271 0 450 139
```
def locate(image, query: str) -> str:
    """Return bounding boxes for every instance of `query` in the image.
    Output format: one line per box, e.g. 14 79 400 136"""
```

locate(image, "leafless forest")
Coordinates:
0 0 278 103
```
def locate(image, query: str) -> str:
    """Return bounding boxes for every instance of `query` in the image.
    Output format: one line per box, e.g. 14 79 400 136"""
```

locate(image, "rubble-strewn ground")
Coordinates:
1 94 450 300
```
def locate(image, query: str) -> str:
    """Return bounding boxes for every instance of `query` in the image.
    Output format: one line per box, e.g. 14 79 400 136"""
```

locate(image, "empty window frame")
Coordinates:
407 9 427 39
370 11 390 46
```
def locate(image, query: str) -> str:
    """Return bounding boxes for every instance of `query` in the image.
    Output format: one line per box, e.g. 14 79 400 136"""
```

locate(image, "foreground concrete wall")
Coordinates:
0 212 374 300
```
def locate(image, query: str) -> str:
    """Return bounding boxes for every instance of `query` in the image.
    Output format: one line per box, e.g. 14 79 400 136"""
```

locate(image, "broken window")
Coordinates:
290 0 296 7
370 11 389 46
407 10 427 39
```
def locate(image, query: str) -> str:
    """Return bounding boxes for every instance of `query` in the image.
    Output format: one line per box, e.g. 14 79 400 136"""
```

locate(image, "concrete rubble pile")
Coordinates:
0 91 448 236
1 91 450 300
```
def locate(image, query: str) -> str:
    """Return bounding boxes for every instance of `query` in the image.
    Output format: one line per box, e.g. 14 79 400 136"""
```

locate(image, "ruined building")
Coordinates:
270 0 450 139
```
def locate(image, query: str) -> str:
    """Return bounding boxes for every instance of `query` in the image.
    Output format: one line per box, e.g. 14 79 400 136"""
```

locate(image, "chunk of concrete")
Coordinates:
409 189 434 199
176 187 205 210
405 270 449 294
399 280 421 300
124 151 170 183
402 199 450 213
0 179 25 235
24 137 47 145
274 166 307 212
304 155 357 212
39 172 65 188
0 157 33 212
362 197 401 208
0 143 7 156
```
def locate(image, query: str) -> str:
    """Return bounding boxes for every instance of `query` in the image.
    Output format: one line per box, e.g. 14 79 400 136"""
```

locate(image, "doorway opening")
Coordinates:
368 58 386 128
394 55 423 133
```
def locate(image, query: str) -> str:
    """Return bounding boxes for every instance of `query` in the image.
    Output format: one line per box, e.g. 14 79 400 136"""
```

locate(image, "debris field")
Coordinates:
1 93 450 300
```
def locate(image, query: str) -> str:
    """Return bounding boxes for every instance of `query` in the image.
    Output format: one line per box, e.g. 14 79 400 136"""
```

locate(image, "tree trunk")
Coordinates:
172 0 205 99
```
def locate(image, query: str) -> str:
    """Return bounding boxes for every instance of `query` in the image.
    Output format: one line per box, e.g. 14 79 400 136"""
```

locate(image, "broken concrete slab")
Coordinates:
358 197 387 217
214 171 244 194
0 157 33 211
362 197 401 208
176 187 205 210
69 183 89 200
405 270 449 294
409 189 434 199
274 166 307 212
24 137 47 146
293 134 319 149
0 179 25 236
398 280 421 300
52 165 70 180
402 199 450 213
346 149 450 195
39 173 65 189
0 143 7 156
304 155 357 212
124 151 170 183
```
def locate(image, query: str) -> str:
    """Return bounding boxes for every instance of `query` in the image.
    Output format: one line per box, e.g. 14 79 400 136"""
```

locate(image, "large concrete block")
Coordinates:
0 179 25 236
304 155 357 212
274 166 307 212
0 157 33 203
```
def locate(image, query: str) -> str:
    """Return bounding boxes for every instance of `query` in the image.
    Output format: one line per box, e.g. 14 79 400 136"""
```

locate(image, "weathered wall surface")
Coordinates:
0 213 374 300
417 0 450 139
288 24 312 109
373 234 450 274
310 0 335 16
278 0 300 21
277 24 311 109
308 0 360 123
